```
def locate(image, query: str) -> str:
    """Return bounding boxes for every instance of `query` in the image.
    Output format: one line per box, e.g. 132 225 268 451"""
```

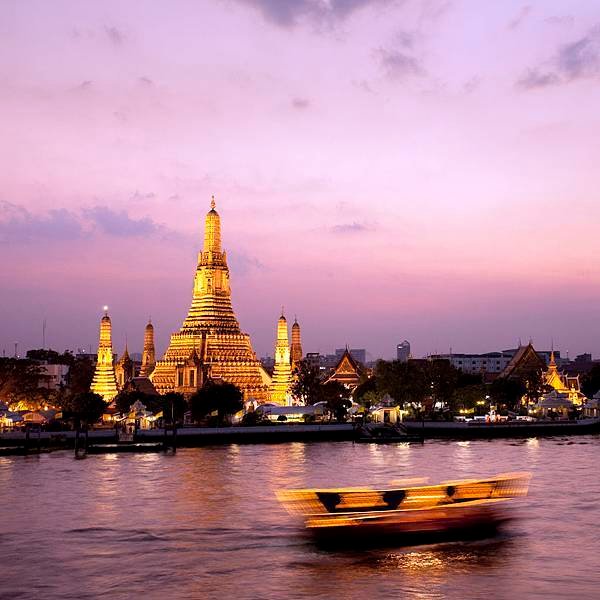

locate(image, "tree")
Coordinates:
161 392 187 423
449 384 487 414
67 356 95 395
0 357 45 410
291 360 323 404
61 392 106 428
582 365 600 398
321 381 351 422
489 377 526 413
190 381 243 425
115 390 154 414
353 377 379 406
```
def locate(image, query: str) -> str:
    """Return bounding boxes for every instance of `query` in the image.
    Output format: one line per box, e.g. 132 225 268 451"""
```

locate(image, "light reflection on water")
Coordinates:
1 437 600 599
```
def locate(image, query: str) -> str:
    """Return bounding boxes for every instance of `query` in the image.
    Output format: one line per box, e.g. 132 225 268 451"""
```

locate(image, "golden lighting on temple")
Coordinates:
90 309 118 402
269 311 292 405
150 197 270 401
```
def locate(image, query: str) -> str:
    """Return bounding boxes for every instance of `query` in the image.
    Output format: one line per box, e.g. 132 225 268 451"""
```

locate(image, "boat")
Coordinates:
277 472 530 546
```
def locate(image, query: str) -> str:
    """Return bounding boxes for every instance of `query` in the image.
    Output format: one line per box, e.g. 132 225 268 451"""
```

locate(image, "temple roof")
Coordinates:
500 343 546 379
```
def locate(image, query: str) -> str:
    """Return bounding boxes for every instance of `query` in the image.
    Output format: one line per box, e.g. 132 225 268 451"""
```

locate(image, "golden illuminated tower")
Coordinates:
139 319 156 378
269 312 292 405
290 317 303 370
151 197 270 401
90 308 118 402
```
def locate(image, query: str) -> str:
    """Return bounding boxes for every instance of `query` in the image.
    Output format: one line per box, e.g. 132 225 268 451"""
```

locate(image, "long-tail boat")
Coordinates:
277 472 530 545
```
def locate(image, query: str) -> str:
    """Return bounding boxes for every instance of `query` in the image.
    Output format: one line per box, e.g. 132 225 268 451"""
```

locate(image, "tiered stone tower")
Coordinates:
290 317 303 371
90 309 119 402
139 320 156 378
150 198 269 401
269 312 292 405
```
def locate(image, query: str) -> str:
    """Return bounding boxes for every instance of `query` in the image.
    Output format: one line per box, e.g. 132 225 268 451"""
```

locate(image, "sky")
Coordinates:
2 0 600 361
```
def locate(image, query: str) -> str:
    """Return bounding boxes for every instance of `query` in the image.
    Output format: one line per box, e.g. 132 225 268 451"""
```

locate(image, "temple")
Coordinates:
139 319 156 378
115 344 134 390
326 348 362 390
290 317 303 371
543 351 586 406
270 312 292 405
90 308 119 402
150 198 270 401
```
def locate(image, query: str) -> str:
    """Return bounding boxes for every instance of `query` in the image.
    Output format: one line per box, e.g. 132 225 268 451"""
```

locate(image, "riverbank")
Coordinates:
1 418 599 451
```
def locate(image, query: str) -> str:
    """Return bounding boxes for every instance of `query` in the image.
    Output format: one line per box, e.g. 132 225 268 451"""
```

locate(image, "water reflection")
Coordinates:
2 438 600 599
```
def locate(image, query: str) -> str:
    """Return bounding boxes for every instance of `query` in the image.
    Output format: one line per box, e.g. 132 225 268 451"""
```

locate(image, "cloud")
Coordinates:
83 206 165 237
557 28 600 79
463 76 481 93
235 0 391 28
545 15 574 27
0 202 170 244
517 26 600 89
377 48 423 79
291 97 310 110
516 69 560 90
138 76 154 87
0 202 83 243
104 25 125 45
508 5 531 31
330 221 375 234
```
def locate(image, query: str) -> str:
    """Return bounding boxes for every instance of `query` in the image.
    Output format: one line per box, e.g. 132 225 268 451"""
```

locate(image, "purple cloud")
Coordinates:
235 0 391 27
377 48 423 79
330 221 374 234
0 202 83 243
83 206 164 237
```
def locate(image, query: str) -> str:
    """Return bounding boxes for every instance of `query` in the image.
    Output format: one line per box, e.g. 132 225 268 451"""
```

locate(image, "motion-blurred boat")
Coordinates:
277 472 530 545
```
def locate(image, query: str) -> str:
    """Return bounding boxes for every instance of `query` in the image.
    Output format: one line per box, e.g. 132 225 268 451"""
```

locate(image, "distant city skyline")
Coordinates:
2 1 600 358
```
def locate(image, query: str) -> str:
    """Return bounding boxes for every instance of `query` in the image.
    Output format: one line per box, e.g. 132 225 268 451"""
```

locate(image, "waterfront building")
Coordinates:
139 320 156 378
269 313 292 405
397 340 410 363
326 348 362 390
290 317 303 370
542 351 586 406
499 343 547 380
90 309 118 402
150 198 270 401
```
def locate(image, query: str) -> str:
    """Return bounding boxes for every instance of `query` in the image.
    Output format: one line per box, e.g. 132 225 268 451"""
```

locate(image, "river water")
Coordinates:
1 436 599 599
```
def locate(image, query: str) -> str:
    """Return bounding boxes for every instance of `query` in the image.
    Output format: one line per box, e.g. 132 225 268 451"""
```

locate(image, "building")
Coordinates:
139 320 156 378
396 340 410 363
326 348 363 390
430 346 562 376
500 343 547 381
90 309 119 402
335 348 366 365
150 198 270 401
269 313 292 405
115 345 134 390
290 317 303 370
38 363 69 390
542 351 586 406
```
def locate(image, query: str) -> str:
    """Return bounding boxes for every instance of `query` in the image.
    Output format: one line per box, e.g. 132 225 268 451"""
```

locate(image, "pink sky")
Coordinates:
2 0 600 360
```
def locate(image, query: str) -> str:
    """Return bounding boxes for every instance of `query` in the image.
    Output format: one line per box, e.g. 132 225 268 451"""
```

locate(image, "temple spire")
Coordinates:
270 312 292 405
203 196 221 253
90 309 118 402
291 316 303 369
140 318 156 378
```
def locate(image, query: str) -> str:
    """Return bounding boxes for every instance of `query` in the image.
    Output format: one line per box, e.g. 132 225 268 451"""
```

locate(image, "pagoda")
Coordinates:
270 312 292 405
90 308 119 402
150 198 270 401
290 317 303 371
139 319 156 378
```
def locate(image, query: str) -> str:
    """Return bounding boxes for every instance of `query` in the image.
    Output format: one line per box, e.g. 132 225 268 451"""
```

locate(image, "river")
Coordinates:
1 436 599 599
